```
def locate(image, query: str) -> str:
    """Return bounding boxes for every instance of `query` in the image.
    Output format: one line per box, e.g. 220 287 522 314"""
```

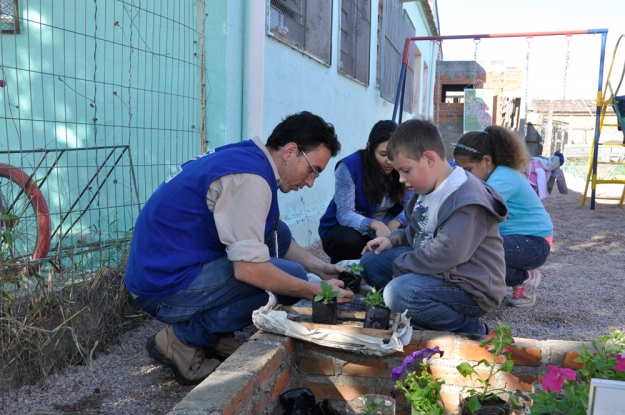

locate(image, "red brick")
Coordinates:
501 373 539 392
430 366 490 388
302 382 373 401
297 357 335 376
252 395 268 415
458 342 499 363
222 375 255 415
509 347 542 367
563 352 584 369
258 350 283 385
271 370 290 402
249 332 296 356
342 360 390 378
440 390 460 410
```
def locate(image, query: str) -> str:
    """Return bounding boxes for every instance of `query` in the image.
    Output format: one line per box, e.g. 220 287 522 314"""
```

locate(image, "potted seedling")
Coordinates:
312 280 342 324
338 263 364 293
345 394 396 415
362 286 391 330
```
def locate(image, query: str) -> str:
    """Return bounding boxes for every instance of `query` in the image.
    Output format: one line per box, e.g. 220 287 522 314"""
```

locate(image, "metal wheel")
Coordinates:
0 163 51 279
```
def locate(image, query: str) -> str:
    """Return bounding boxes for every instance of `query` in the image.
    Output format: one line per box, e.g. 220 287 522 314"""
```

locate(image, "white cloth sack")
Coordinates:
252 293 413 356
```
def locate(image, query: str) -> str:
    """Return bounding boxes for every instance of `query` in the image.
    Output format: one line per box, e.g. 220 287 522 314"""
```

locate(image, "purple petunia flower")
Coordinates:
541 365 576 393
390 346 444 381
614 354 625 372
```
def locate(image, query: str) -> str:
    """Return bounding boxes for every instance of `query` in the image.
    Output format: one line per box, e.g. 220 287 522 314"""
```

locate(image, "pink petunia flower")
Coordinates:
614 354 625 372
541 365 576 393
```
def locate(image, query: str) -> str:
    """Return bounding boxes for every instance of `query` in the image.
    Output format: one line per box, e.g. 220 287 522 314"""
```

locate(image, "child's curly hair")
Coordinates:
453 125 530 172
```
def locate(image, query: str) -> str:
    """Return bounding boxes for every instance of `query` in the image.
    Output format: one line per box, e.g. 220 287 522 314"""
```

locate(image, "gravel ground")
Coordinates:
3 173 625 414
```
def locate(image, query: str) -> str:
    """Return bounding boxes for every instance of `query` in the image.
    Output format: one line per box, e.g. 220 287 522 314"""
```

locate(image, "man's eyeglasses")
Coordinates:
299 148 320 179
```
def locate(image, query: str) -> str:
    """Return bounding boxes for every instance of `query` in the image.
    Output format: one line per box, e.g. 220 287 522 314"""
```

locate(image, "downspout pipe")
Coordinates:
242 0 265 141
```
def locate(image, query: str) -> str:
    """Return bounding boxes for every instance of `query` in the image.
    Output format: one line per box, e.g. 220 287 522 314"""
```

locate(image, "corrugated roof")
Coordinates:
530 99 616 116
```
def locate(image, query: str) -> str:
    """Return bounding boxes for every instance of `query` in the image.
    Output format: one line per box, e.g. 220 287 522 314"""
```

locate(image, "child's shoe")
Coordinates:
508 269 542 307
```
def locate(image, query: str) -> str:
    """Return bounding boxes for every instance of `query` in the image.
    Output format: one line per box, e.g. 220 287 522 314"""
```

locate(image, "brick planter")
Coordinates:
168 330 588 415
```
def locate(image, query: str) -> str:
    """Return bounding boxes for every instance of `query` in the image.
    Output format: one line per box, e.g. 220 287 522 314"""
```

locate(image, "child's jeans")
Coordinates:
360 246 413 289
503 234 551 287
384 273 487 335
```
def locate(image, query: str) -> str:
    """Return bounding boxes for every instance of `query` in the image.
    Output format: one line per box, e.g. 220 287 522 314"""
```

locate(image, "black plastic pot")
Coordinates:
363 304 391 330
312 300 338 324
338 271 362 293
459 395 510 415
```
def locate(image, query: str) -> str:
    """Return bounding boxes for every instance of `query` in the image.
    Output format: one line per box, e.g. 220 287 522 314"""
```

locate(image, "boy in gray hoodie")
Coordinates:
360 119 508 335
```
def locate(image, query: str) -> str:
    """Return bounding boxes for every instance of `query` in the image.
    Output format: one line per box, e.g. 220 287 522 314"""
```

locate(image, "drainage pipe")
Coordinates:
242 0 265 141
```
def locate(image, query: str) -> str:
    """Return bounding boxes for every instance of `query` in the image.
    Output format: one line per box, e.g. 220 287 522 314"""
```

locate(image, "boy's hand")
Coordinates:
361 237 392 255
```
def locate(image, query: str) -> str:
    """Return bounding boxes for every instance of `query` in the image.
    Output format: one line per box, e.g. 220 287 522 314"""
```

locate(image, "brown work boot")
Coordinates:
146 325 220 386
205 333 241 362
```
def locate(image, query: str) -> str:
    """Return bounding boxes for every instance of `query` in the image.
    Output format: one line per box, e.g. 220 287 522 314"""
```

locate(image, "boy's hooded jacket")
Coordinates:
388 171 508 312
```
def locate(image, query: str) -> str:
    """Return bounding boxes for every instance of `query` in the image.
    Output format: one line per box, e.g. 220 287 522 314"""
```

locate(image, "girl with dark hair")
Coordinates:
453 125 553 308
318 120 413 263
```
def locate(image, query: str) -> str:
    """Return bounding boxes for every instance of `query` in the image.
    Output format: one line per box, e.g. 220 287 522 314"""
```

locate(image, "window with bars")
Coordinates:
1 0 19 34
268 0 332 66
377 0 415 112
339 0 371 85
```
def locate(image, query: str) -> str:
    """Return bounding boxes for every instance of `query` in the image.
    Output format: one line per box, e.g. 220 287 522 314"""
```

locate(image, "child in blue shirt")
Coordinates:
454 125 553 307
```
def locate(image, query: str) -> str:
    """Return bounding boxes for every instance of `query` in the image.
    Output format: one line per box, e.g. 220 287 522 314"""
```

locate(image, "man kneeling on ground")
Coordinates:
124 111 354 385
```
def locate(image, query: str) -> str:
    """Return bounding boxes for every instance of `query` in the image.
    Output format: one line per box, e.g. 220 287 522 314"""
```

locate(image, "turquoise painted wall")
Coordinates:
0 1 201 266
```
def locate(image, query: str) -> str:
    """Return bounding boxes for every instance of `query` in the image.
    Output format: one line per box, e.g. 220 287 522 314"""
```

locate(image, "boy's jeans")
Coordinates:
129 221 307 349
360 246 413 289
384 273 487 335
503 234 550 287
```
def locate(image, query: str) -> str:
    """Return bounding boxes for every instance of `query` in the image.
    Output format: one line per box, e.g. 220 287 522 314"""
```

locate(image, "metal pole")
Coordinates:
590 31 609 210
392 28 608 127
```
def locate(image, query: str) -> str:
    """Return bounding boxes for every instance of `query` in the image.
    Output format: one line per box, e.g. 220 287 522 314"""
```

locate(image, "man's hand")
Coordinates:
323 279 354 303
361 236 392 255
316 263 344 280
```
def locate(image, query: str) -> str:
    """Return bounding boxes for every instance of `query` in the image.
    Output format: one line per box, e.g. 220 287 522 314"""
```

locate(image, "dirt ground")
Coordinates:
3 171 625 415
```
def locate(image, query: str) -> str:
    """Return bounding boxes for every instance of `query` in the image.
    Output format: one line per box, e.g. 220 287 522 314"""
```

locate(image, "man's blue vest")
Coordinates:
318 151 402 237
124 140 279 298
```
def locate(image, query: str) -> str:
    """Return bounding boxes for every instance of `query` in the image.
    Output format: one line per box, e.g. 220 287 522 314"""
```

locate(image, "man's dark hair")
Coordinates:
361 120 406 205
266 111 341 156
387 118 446 161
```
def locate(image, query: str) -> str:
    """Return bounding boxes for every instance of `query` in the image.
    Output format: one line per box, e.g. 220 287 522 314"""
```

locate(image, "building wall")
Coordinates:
435 61 523 159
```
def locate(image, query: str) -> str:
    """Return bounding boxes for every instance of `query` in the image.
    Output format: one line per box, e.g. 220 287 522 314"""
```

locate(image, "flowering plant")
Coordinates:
391 346 445 415
529 328 625 415
456 324 517 414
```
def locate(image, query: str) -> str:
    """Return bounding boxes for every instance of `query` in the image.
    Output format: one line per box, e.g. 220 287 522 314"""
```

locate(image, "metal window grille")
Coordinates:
1 0 19 34
379 0 415 112
339 0 370 85
269 0 332 65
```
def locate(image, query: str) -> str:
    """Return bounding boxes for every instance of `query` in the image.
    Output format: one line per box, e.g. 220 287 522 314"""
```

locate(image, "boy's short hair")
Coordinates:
386 118 446 161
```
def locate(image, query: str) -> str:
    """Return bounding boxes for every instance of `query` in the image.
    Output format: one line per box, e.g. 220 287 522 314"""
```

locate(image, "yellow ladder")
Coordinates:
582 34 625 207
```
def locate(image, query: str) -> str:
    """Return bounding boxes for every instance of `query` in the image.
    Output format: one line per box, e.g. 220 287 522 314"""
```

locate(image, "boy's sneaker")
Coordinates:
508 269 542 308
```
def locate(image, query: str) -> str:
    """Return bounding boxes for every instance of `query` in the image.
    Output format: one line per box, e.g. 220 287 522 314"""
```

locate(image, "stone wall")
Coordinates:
168 330 588 415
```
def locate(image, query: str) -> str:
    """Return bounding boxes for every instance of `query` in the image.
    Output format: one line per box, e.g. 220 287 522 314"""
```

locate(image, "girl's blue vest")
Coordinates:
318 151 402 237
125 140 279 297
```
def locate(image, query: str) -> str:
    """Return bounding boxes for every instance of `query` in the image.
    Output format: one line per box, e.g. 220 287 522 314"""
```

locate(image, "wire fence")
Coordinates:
1 0 203 396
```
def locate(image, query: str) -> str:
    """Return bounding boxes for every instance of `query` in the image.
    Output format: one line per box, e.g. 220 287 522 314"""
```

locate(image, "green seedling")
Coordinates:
313 280 343 304
362 286 386 308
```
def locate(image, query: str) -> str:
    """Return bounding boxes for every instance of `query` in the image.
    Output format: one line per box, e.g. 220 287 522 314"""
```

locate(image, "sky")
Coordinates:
436 0 625 101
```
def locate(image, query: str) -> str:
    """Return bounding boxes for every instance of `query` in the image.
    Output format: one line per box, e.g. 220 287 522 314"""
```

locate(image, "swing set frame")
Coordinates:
391 28 609 210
